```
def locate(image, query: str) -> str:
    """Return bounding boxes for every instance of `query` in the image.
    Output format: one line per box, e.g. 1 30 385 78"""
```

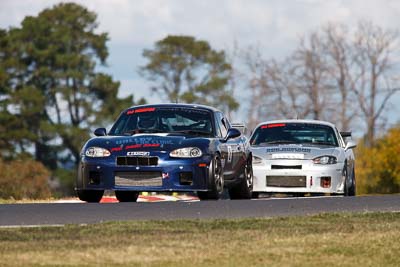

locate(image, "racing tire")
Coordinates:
343 165 355 197
345 168 356 197
77 190 104 203
229 158 253 199
197 154 224 200
115 191 140 202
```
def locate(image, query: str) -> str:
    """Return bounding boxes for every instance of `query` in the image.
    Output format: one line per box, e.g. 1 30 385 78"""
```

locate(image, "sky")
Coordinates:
1 0 400 129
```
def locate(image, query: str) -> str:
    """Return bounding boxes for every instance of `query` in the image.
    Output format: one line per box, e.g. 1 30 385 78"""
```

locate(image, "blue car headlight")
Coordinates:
170 147 202 158
313 156 337 164
85 147 111 157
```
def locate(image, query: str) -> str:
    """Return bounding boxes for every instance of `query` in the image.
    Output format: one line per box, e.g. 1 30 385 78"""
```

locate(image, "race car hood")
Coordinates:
250 144 341 160
82 133 211 155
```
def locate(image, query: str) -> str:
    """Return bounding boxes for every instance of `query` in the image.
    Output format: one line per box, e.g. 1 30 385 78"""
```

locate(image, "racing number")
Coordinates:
227 145 233 163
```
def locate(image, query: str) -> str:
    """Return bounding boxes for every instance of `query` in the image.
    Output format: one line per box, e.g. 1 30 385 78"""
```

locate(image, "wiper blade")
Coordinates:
265 140 296 144
170 130 212 136
307 141 335 146
123 129 165 136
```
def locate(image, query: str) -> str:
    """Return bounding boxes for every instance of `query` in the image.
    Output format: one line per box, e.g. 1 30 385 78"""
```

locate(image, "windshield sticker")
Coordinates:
126 107 156 115
160 107 210 115
266 147 311 153
261 123 286 129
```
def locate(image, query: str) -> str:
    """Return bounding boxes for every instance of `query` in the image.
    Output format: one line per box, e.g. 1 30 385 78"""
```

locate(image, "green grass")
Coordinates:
0 212 399 267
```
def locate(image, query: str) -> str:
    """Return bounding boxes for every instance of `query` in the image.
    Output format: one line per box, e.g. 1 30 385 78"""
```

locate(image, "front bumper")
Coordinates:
76 155 213 192
252 159 345 194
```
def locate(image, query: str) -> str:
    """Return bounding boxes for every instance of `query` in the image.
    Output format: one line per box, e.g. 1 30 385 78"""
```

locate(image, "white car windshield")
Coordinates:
250 123 338 147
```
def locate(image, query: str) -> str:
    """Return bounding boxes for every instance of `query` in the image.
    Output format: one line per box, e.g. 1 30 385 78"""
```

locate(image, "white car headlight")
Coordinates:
170 147 202 158
252 155 263 164
85 147 111 157
313 156 337 164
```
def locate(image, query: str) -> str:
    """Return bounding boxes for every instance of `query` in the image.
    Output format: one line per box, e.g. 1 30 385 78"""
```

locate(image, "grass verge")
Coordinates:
0 212 399 267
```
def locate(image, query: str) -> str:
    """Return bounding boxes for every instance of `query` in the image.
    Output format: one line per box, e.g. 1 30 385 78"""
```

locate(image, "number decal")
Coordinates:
228 146 233 163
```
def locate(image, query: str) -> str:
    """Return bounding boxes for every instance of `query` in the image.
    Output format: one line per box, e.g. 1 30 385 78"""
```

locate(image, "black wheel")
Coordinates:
115 191 140 202
229 157 253 199
197 154 224 200
76 190 104 203
344 167 356 196
252 192 259 198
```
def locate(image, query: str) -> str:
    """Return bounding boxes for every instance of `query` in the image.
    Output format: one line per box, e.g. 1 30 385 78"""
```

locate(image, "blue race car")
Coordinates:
76 104 253 202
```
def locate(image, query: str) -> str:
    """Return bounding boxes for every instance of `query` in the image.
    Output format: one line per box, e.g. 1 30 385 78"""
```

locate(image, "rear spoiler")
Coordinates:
340 131 352 138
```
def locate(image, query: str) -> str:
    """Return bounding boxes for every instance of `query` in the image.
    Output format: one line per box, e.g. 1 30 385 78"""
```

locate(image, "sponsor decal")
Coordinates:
126 107 156 115
125 144 142 150
266 147 311 153
111 147 122 152
143 143 160 148
125 144 160 149
116 137 174 146
127 151 150 156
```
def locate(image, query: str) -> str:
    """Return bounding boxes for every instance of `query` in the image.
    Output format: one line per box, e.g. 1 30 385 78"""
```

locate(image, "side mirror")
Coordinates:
345 140 357 151
94 128 107 136
222 128 241 142
340 131 352 138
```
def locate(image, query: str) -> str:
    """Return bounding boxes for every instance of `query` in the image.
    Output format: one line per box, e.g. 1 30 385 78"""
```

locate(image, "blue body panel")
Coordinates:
78 152 213 192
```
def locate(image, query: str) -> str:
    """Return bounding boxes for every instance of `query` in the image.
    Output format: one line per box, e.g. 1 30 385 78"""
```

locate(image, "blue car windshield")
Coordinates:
109 107 214 136
250 123 338 147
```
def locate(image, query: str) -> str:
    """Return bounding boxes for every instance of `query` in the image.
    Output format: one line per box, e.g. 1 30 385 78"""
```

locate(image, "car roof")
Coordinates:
254 119 336 129
126 103 221 113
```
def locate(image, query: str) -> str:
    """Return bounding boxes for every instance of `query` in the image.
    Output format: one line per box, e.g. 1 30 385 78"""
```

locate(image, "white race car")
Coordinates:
249 120 357 197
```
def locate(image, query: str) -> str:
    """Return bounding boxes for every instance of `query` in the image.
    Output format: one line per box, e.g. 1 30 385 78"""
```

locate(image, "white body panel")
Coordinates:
252 159 344 193
249 120 355 194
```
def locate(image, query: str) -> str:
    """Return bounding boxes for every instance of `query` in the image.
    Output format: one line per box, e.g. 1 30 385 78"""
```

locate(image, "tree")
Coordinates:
240 21 400 139
242 35 335 130
0 3 143 166
321 24 357 131
141 35 238 113
351 21 400 146
0 28 41 159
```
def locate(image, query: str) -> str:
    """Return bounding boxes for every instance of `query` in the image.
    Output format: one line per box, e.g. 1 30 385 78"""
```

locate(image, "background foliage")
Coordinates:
0 158 50 199
356 126 400 194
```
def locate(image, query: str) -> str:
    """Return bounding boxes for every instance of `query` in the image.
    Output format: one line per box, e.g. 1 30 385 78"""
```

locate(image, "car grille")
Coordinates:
116 156 158 166
266 176 306 187
271 165 302 170
115 172 163 187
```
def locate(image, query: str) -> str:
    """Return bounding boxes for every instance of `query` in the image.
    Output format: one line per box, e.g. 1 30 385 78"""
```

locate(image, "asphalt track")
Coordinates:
0 195 399 226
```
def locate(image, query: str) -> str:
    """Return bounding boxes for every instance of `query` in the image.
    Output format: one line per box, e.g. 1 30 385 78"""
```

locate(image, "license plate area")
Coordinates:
266 176 307 187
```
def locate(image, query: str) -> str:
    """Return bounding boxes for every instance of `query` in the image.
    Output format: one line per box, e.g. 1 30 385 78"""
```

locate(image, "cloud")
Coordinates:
1 0 400 123
2 0 400 53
